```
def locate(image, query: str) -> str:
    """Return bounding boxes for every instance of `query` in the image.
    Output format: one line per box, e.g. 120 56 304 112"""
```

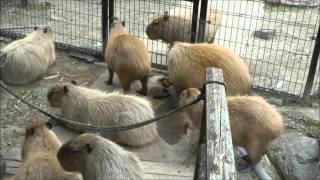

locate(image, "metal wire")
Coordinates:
0 80 204 132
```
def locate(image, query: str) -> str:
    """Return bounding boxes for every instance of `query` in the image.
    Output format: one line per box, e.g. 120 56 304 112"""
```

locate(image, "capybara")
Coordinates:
179 88 284 166
168 42 251 96
21 121 62 161
57 133 143 180
7 122 82 180
105 19 151 95
0 26 55 85
146 6 221 43
47 82 158 147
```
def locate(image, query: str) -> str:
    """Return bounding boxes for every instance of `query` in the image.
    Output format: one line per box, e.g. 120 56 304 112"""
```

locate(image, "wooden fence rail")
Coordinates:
194 67 236 180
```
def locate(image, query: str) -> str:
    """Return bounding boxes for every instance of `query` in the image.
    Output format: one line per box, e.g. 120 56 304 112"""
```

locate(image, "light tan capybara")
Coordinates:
179 88 284 166
146 6 221 43
7 122 82 180
168 42 251 96
0 27 55 85
105 18 151 95
57 133 143 180
47 81 158 147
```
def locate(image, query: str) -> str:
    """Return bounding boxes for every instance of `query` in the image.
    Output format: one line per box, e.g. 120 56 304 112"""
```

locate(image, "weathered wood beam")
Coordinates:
205 68 236 180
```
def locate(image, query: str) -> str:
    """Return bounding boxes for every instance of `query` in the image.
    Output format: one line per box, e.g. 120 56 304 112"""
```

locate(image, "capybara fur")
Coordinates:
168 42 251 96
105 19 151 95
146 7 221 43
8 122 82 180
179 88 284 166
0 27 55 85
47 82 158 147
21 121 62 161
57 133 143 180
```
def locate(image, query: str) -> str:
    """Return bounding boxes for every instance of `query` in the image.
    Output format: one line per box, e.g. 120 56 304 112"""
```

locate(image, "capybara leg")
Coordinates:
119 78 131 94
137 77 148 96
245 140 263 167
105 67 114 85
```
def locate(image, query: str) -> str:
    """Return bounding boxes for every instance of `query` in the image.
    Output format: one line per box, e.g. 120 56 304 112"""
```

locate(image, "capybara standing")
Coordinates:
168 42 251 96
0 27 56 85
57 133 143 180
179 88 284 166
105 19 151 95
8 122 82 180
146 6 221 43
47 82 158 147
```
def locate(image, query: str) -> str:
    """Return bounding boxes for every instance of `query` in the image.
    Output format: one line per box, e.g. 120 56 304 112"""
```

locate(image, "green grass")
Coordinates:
304 117 320 127
19 90 40 101
264 4 302 12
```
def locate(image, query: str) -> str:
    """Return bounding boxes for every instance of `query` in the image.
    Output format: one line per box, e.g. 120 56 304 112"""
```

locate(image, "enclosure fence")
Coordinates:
0 0 319 101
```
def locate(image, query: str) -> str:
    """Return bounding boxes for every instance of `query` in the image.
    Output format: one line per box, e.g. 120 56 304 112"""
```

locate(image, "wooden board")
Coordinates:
141 160 194 180
205 68 236 179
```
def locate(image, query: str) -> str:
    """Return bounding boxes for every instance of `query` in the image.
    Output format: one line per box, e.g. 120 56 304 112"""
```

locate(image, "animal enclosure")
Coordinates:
0 0 319 100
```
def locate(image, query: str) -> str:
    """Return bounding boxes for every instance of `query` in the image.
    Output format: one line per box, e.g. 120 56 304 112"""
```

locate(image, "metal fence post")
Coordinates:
303 26 320 102
193 72 207 180
102 0 109 58
21 0 28 7
191 0 200 43
197 0 208 42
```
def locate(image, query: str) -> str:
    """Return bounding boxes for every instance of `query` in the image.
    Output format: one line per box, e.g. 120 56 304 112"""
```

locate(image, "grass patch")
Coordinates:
19 90 40 101
304 117 320 127
264 4 302 12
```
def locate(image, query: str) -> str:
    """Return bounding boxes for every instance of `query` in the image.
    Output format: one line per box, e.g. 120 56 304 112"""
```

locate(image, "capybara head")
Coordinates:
110 18 126 34
33 26 54 40
22 121 62 159
47 80 77 108
179 88 201 106
57 133 97 172
146 11 170 40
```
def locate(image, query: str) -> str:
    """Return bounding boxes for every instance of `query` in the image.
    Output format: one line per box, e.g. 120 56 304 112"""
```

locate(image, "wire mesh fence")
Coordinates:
0 0 319 100
0 0 102 55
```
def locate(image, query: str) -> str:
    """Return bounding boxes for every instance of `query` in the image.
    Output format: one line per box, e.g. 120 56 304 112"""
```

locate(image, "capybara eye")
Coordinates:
71 149 80 154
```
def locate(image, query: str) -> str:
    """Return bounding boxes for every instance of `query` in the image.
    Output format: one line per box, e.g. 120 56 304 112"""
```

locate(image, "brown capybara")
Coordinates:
146 6 221 43
105 19 151 95
168 42 251 96
7 122 82 180
179 88 284 166
57 133 143 180
47 82 158 147
21 121 61 161
0 27 55 85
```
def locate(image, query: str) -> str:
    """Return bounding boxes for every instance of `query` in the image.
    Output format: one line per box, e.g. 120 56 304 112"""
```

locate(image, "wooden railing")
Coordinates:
194 67 236 180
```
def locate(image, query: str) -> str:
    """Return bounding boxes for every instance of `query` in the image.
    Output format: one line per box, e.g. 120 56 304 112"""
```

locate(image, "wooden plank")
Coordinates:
141 160 194 180
205 68 236 180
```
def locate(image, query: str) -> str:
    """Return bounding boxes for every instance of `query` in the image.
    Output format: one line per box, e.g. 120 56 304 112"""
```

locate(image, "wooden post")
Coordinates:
205 68 236 179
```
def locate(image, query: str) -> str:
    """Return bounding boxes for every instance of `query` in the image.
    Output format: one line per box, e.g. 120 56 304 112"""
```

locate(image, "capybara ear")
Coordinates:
164 11 169 21
85 143 94 153
70 80 77 86
121 21 125 27
45 122 53 129
63 85 69 93
34 26 38 31
26 127 35 136
186 89 191 98
44 27 48 33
